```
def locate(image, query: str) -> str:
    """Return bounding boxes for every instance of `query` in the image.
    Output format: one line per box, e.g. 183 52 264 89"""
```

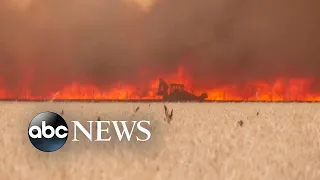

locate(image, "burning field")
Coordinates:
1 0 320 179
0 0 320 102
1 102 320 180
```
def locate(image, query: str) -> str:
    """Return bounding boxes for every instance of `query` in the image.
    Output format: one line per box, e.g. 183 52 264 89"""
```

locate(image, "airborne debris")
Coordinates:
169 109 173 119
134 106 140 113
238 120 244 127
168 109 173 124
164 105 173 124
257 111 260 116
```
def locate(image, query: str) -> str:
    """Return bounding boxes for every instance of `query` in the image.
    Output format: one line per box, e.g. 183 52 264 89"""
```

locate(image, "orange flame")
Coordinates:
1 65 320 101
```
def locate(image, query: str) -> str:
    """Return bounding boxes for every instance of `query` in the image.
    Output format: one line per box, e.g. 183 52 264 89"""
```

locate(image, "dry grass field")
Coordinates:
0 102 320 180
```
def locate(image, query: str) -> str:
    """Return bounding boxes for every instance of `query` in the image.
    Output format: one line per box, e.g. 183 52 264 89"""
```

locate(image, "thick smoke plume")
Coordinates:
0 0 319 95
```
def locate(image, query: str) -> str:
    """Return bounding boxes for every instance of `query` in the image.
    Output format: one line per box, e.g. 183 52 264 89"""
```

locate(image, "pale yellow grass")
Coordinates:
0 102 320 180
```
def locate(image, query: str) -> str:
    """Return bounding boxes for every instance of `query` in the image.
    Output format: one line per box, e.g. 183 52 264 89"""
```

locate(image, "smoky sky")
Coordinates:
0 0 319 95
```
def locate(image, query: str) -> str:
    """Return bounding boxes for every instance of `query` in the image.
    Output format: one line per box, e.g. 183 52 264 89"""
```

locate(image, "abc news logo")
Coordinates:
28 112 151 152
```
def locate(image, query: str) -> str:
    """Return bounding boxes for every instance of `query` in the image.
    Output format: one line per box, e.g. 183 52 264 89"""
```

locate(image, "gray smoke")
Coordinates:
0 0 319 96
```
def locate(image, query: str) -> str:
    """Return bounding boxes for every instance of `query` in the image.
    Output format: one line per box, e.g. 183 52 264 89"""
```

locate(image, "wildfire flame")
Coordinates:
1 65 320 102
1 0 319 102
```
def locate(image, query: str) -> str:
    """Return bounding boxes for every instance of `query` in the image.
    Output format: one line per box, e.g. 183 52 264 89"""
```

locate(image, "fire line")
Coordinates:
0 76 320 102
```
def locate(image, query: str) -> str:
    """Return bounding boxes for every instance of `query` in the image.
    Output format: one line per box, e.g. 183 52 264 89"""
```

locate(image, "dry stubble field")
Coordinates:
0 102 320 180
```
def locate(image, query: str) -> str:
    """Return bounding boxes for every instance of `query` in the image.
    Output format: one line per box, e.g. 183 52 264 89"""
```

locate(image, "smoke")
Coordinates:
0 0 319 95
145 0 320 86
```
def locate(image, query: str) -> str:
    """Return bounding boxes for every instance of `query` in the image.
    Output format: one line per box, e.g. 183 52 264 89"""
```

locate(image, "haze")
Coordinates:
0 0 319 95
